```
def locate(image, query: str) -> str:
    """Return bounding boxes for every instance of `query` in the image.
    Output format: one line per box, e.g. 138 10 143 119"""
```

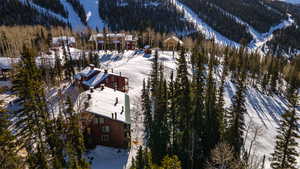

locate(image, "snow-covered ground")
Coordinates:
278 0 300 5
59 0 86 31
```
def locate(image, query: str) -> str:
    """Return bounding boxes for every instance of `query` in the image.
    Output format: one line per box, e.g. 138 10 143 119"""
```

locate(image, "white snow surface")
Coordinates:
86 145 129 169
59 0 86 31
278 0 300 4
77 87 129 123
77 0 106 30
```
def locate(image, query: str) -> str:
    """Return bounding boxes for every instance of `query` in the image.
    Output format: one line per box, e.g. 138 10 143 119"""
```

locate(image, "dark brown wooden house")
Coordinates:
75 65 129 93
77 87 131 148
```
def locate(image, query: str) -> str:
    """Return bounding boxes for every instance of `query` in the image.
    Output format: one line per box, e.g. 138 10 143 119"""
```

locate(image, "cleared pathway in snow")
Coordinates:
78 0 105 30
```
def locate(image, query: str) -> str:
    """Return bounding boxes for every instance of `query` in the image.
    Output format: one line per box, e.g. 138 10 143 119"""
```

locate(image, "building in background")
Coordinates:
163 36 183 51
89 33 138 50
52 36 76 47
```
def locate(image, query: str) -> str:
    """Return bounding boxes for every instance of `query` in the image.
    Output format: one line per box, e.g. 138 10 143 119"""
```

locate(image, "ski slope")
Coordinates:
78 0 105 30
279 0 300 4
59 0 86 31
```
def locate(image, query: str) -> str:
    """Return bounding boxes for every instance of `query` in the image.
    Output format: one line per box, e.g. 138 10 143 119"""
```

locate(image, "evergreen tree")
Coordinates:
270 88 299 169
0 101 23 169
174 49 191 168
203 55 219 157
191 48 206 169
65 97 89 169
142 79 152 144
12 46 51 169
226 70 247 158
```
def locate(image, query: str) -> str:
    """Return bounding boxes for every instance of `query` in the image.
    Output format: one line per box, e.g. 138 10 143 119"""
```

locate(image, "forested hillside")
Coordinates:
99 0 195 33
0 0 66 27
31 0 68 17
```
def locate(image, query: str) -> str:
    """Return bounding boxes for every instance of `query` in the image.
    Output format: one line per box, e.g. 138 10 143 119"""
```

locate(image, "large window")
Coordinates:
101 135 109 142
102 125 110 133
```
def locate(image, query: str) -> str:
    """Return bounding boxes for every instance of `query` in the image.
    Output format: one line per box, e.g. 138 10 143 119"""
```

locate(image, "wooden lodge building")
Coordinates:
163 36 183 51
77 87 131 148
52 36 76 47
89 33 138 50
75 64 129 93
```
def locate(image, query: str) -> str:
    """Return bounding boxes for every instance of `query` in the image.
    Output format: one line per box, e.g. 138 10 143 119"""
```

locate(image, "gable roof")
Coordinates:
52 36 76 44
163 36 183 45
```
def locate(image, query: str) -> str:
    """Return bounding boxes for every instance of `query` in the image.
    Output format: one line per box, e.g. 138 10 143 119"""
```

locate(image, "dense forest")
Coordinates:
178 0 253 44
131 43 300 169
208 0 286 33
0 0 67 27
99 0 195 33
31 0 68 18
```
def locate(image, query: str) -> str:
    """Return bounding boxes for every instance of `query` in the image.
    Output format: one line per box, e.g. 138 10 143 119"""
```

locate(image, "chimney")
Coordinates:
115 112 117 120
112 113 114 119
89 64 95 70
90 87 94 93
111 68 114 73
104 69 108 74
119 72 122 76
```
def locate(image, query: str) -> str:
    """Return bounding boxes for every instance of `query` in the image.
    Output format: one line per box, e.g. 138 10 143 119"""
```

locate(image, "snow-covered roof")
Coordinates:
52 36 76 44
75 66 99 80
80 87 130 124
89 33 136 41
164 36 183 45
82 71 109 87
0 57 20 70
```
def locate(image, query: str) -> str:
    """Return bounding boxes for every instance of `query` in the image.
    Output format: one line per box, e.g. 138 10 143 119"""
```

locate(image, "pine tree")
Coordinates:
174 49 191 168
12 46 51 169
191 48 206 169
0 101 23 169
65 97 89 169
270 87 299 169
150 65 169 164
226 70 247 158
142 79 152 144
203 55 219 157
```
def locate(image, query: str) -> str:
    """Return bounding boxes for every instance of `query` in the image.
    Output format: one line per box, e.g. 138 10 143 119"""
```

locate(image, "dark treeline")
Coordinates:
266 25 300 55
0 0 67 27
67 0 87 25
208 0 286 33
99 0 195 33
179 0 253 44
263 1 300 55
131 41 300 169
31 0 68 18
